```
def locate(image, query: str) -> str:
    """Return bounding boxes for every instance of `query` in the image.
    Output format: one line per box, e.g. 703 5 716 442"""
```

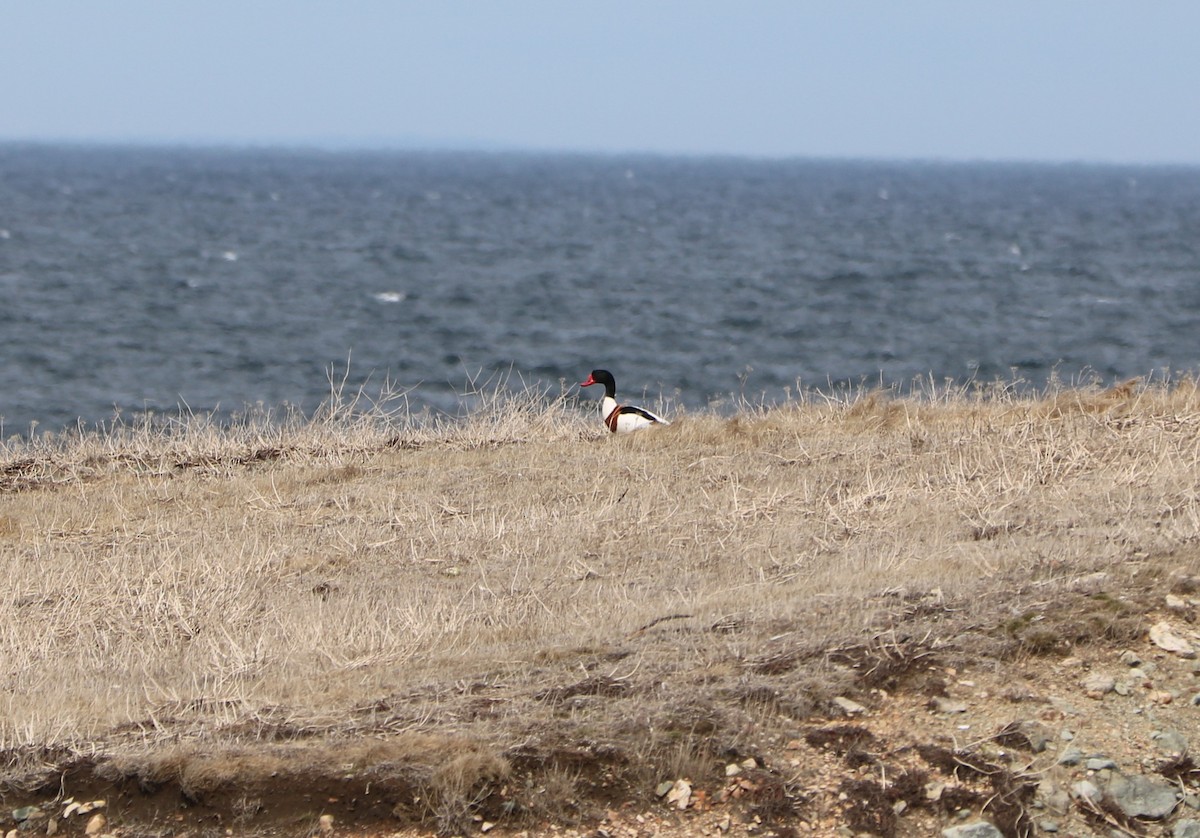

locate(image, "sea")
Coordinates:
2 144 1199 435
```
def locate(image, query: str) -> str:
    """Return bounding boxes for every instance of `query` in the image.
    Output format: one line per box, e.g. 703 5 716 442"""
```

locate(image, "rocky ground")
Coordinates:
4 578 1199 838
581 583 1200 838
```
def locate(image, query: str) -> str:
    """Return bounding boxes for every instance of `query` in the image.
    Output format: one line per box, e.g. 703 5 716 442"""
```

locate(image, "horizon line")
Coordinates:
2 136 1199 170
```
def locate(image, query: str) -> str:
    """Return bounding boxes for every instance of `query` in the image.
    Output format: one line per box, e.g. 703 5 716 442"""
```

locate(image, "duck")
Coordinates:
579 369 670 433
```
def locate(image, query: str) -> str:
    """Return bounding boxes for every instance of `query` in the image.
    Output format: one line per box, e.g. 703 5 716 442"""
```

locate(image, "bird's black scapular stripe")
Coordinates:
620 405 661 423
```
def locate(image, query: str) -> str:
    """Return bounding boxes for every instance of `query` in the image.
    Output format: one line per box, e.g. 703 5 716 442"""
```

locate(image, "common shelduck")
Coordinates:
579 369 670 433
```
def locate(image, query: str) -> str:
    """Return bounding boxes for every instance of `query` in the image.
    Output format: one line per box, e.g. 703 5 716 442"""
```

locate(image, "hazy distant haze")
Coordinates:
3 2 1199 164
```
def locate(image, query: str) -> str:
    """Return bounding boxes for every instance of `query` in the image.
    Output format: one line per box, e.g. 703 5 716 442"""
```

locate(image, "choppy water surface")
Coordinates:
2 145 1199 433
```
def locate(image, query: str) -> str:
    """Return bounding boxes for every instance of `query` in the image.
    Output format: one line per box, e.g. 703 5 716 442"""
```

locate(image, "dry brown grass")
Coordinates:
3 375 1200 832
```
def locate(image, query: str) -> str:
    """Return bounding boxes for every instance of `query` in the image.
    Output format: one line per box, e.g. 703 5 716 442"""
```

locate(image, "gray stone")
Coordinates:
833 696 867 716
1069 571 1110 592
1086 757 1117 771
1190 692 1200 706
942 822 1004 838
1119 649 1142 666
1071 780 1102 804
1048 696 1082 716
1056 746 1084 766
1036 780 1071 815
1174 820 1200 838
1150 621 1196 658
1039 820 1058 833
1105 773 1179 819
1153 729 1189 754
1081 672 1116 697
931 697 969 714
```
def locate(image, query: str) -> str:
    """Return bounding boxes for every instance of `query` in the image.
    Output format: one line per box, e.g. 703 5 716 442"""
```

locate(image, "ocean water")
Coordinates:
2 144 1199 434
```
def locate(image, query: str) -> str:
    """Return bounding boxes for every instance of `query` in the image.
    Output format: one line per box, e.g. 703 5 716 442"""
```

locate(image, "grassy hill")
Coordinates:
2 378 1199 836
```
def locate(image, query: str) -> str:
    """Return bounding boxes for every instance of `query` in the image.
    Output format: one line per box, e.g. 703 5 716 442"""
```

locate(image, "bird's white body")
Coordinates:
600 395 670 434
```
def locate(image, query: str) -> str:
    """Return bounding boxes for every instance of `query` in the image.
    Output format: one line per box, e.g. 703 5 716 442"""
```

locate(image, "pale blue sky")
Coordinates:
3 2 1199 163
